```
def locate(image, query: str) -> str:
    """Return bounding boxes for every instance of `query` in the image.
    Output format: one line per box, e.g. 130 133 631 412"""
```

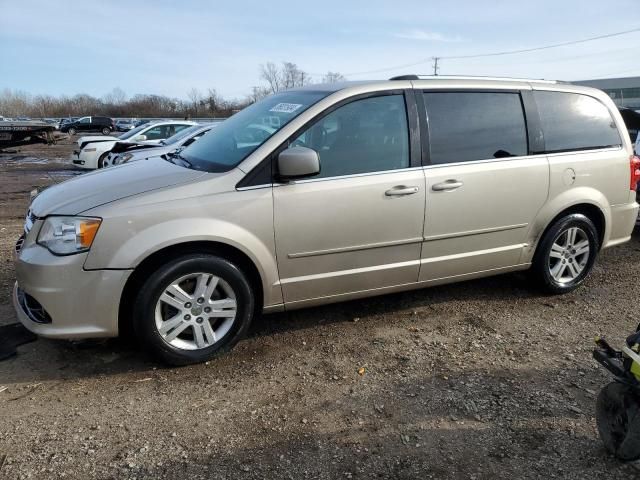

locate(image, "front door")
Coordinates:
418 90 550 281
77 116 91 132
273 93 426 304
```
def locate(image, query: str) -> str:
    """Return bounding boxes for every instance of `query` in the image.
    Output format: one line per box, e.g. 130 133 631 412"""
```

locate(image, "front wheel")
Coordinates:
97 152 110 169
102 127 111 135
68 127 77 135
133 254 255 365
530 213 599 294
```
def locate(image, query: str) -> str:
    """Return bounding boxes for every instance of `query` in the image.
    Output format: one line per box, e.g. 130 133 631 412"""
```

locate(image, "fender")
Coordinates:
84 217 282 306
521 186 610 263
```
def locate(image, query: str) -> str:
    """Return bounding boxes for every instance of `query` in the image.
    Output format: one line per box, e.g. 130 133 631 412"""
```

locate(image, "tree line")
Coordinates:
0 62 346 119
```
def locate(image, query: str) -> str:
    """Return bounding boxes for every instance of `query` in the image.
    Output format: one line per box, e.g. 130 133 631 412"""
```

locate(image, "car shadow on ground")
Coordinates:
2 270 549 384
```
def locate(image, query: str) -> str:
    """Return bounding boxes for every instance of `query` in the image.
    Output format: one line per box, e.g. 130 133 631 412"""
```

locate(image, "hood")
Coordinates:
30 158 206 216
77 135 119 146
110 141 156 154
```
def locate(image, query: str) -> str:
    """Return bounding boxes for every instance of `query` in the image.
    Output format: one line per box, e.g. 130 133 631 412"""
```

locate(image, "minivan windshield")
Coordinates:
179 91 329 172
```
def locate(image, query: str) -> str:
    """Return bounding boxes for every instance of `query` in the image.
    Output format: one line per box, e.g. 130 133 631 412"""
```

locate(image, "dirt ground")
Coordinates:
0 138 639 480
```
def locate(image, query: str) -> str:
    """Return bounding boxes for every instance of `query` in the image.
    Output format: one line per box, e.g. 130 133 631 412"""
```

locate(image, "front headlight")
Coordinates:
120 153 134 164
37 216 102 255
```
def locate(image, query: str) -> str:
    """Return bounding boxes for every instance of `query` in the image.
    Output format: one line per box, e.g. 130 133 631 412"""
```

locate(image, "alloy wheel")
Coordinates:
548 226 590 283
154 272 237 350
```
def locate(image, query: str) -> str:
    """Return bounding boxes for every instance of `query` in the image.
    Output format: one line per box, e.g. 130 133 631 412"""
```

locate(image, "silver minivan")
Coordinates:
13 76 640 364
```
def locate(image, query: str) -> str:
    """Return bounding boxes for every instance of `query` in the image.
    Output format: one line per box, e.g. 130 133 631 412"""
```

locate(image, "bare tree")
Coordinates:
322 71 346 83
186 87 203 116
247 86 270 104
260 61 310 94
260 62 282 94
106 87 127 105
204 88 223 115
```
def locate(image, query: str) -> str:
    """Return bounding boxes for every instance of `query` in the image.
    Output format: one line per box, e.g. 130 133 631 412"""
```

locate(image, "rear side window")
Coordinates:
423 92 528 164
534 91 621 153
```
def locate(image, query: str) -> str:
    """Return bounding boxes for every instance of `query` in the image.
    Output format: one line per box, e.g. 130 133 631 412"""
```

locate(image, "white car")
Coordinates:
104 124 217 167
71 120 196 169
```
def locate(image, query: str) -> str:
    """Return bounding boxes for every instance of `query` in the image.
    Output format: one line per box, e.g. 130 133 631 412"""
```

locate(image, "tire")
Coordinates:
530 213 599 294
101 127 111 135
596 381 640 461
68 127 77 136
133 254 255 365
97 152 109 169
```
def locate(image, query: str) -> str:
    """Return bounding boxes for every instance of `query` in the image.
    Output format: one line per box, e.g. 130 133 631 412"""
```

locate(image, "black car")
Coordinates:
60 116 115 135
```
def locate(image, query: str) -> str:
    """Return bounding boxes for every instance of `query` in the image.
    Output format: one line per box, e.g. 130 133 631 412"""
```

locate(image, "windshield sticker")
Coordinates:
269 103 303 114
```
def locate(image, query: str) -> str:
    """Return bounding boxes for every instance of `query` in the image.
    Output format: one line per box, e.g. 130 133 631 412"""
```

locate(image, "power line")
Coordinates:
339 27 640 77
444 27 640 59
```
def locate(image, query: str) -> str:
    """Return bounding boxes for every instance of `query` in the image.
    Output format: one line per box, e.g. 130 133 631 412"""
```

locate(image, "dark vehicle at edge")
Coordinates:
60 116 115 136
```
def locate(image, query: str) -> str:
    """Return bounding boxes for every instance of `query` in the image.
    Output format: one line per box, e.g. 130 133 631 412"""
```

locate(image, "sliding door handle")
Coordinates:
385 185 419 196
432 180 463 191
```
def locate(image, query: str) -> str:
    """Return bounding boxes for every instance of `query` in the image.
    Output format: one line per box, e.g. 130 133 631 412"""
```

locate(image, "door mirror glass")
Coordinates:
134 135 147 142
277 146 320 180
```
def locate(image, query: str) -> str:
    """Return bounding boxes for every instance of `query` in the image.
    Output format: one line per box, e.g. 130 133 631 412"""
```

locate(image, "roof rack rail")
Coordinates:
389 75 420 80
389 74 561 84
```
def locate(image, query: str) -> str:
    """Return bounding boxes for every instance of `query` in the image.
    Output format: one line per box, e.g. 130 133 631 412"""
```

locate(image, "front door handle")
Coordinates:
385 185 419 196
432 179 464 191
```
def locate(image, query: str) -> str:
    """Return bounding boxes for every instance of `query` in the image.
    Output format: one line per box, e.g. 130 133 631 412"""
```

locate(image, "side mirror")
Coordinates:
277 147 320 180
134 134 147 142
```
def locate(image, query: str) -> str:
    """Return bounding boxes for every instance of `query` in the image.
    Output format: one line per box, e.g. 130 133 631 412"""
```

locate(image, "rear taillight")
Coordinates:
631 155 640 191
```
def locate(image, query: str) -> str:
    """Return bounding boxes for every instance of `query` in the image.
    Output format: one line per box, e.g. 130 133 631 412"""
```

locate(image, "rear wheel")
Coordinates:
133 254 255 365
101 127 111 135
596 381 640 461
530 213 598 294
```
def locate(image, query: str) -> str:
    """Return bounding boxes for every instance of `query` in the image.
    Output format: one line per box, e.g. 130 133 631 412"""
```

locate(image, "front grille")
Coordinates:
16 287 52 324
15 234 24 254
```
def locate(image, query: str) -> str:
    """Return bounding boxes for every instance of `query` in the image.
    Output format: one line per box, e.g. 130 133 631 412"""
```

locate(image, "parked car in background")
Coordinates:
115 119 136 132
12 77 639 365
42 118 59 129
59 117 78 129
134 119 151 128
71 120 196 169
104 123 217 167
60 116 115 136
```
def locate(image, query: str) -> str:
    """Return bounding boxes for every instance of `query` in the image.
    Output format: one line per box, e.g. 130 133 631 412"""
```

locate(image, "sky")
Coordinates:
2 0 640 101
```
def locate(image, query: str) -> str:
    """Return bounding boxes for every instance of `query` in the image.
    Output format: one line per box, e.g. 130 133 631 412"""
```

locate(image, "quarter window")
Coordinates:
533 91 621 153
423 92 528 164
290 94 410 178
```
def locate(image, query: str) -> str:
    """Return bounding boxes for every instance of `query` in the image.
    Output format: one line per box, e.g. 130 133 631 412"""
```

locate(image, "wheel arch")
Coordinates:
118 240 266 338
527 200 607 265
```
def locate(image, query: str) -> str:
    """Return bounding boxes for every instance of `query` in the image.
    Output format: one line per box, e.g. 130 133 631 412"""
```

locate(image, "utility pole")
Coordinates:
432 57 440 76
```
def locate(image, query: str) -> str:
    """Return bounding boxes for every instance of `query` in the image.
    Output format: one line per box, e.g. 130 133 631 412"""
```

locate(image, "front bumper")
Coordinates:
70 148 98 169
13 239 132 339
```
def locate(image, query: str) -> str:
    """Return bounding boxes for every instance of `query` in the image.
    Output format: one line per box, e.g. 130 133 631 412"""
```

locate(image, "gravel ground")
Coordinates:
0 139 639 479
